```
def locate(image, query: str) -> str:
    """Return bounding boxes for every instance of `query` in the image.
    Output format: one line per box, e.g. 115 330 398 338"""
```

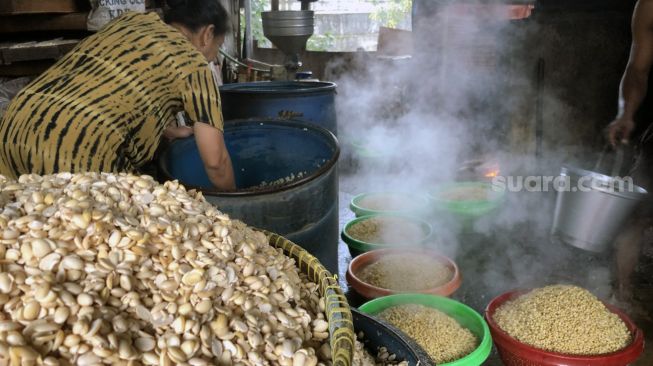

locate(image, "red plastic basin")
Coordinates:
346 247 461 300
485 290 645 366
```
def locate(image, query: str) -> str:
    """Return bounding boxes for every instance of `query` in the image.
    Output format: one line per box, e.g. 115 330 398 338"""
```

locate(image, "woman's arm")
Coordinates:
194 122 235 190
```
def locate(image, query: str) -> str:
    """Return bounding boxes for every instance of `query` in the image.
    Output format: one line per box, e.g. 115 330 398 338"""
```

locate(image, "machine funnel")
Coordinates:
262 10 314 63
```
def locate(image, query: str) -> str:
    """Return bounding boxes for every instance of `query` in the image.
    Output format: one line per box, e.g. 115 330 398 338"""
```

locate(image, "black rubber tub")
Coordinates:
352 308 434 365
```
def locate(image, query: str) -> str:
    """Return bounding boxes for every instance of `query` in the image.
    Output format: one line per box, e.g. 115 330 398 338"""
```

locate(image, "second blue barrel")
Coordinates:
220 81 338 136
158 119 340 273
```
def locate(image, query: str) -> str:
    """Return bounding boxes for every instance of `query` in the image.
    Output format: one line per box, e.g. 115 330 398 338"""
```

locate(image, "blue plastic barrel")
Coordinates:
220 81 338 136
158 119 340 273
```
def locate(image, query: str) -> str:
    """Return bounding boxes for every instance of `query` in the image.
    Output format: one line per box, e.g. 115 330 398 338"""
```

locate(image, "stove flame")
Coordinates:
485 169 500 178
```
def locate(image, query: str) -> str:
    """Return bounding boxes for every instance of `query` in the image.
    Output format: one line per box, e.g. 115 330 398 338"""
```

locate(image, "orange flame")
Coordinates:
484 169 500 178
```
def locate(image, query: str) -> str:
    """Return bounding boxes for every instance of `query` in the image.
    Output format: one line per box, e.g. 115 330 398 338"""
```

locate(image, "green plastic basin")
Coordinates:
359 293 492 366
429 181 506 219
349 191 431 218
341 214 433 257
350 139 392 159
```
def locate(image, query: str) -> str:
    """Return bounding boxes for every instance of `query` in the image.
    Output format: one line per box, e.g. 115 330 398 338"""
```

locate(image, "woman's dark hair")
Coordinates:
164 0 230 36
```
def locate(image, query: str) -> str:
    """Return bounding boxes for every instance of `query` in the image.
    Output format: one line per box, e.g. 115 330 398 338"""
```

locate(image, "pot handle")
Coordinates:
594 144 624 177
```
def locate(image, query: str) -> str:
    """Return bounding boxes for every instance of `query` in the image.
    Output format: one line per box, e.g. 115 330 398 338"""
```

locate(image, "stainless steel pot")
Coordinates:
551 166 648 252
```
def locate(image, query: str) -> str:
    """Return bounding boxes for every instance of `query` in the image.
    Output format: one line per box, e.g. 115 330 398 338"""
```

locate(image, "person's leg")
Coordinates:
615 143 653 301
615 218 647 301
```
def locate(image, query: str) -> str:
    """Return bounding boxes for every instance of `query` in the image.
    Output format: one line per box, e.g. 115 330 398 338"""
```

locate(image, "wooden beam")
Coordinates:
1 40 78 64
0 0 87 14
0 13 88 33
0 60 53 77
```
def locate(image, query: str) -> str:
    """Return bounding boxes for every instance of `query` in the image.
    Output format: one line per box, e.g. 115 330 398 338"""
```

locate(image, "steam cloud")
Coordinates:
329 2 619 304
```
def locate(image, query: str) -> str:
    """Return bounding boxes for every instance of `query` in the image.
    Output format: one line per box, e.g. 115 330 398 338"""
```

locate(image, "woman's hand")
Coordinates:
164 125 194 140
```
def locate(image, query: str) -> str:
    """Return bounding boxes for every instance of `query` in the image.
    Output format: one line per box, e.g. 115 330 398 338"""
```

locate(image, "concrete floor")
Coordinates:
336 179 653 366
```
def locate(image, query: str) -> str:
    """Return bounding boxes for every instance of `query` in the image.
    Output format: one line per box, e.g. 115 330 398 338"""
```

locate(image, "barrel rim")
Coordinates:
158 119 340 197
220 81 337 95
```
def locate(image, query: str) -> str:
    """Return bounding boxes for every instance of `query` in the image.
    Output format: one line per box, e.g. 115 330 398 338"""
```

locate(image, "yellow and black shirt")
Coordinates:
0 11 223 178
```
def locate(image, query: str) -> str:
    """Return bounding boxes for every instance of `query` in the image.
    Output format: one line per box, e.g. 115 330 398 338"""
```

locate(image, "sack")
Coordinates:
87 0 146 31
